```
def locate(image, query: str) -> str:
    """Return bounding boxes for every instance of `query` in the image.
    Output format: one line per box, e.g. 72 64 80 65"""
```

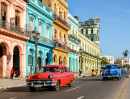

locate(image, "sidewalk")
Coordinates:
0 77 26 89
74 73 92 78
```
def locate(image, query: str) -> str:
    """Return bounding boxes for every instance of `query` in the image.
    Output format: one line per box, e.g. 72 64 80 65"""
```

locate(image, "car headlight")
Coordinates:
25 76 29 80
49 74 54 79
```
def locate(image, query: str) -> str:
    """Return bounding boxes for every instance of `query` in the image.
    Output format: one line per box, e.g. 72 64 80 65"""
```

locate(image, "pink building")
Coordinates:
0 0 30 78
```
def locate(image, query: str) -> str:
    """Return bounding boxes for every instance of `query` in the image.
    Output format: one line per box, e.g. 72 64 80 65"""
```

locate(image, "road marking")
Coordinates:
77 96 84 99
121 78 129 99
65 86 81 92
9 97 18 99
114 78 128 99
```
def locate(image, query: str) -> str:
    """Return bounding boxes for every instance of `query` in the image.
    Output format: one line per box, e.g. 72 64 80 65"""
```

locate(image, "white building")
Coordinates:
101 55 114 64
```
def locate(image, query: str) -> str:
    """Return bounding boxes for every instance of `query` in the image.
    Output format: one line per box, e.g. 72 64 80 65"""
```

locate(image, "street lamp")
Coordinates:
97 55 99 68
32 28 40 74
79 48 84 71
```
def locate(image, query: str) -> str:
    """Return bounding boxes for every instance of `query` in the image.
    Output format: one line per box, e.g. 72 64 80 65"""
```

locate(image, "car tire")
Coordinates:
103 77 106 81
68 81 73 87
29 87 36 92
118 77 120 80
54 81 60 91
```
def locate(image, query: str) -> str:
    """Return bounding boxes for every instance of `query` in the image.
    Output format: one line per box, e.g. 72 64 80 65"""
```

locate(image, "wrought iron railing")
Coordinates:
53 14 71 28
54 41 70 51
70 48 79 54
68 34 81 43
0 19 31 37
39 36 56 45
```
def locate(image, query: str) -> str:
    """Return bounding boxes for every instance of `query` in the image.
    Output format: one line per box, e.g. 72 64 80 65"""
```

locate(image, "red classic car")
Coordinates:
25 65 74 92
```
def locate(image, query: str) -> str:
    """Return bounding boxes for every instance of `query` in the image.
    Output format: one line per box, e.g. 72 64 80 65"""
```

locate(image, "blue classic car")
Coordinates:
121 68 127 73
102 64 121 80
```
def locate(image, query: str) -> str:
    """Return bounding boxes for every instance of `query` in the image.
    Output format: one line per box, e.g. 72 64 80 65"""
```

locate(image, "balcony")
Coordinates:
68 34 81 43
53 14 70 31
0 19 31 37
39 35 55 45
70 49 79 54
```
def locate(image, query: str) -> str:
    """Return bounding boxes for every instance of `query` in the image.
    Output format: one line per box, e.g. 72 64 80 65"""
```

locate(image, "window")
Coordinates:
86 29 88 34
54 3 56 13
54 29 57 40
30 18 34 31
59 8 62 18
97 30 99 33
91 28 93 33
47 27 49 39
1 3 7 21
59 32 62 40
64 34 66 42
64 12 66 20
39 23 42 36
64 67 68 72
91 38 93 41
81 29 83 34
15 10 21 26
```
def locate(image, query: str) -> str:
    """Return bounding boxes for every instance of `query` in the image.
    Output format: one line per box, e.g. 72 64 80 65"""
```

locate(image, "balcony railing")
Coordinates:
54 40 70 51
53 14 71 28
68 34 81 43
70 49 79 54
39 35 55 45
0 19 31 37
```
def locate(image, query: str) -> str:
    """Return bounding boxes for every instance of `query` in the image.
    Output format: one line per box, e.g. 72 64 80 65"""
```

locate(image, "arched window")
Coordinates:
64 34 66 42
15 10 21 26
1 2 7 21
30 18 34 31
47 27 49 39
39 23 42 36
59 8 62 19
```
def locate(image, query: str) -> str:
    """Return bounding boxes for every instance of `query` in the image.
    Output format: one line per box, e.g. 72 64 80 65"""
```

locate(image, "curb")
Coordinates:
0 84 26 90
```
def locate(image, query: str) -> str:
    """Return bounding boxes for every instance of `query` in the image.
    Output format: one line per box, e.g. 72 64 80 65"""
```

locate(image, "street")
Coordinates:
0 72 130 99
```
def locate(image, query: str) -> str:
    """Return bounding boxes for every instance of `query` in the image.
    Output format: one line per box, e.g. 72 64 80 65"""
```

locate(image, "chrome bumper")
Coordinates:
26 84 56 87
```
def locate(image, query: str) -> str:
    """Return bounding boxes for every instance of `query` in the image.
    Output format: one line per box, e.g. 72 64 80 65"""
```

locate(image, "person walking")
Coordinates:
11 67 14 80
16 68 20 80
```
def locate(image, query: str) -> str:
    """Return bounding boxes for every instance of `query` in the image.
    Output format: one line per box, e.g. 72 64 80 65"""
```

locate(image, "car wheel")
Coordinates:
29 87 36 92
54 81 60 91
118 77 120 80
103 77 106 81
68 81 73 87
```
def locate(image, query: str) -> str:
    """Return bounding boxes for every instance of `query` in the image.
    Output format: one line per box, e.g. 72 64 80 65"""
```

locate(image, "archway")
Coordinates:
53 55 57 65
59 56 62 65
13 46 20 73
28 49 34 75
38 51 43 70
45 53 49 65
69 57 72 72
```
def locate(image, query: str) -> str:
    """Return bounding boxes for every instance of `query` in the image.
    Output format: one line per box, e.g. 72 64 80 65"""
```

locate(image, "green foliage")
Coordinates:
123 50 129 58
101 57 110 64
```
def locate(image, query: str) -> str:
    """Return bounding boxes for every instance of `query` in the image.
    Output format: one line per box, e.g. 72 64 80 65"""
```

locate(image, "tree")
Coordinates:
101 57 110 65
123 50 129 58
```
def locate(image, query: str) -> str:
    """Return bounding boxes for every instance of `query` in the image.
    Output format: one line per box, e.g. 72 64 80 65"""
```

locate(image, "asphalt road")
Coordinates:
0 72 130 99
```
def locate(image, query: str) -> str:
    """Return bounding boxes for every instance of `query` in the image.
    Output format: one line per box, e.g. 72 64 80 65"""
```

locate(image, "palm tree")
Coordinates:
123 50 129 58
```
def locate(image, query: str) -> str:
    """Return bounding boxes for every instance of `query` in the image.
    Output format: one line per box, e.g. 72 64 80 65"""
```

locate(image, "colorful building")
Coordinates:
26 0 55 75
68 13 80 73
42 0 70 67
78 32 101 73
0 0 31 78
79 17 100 47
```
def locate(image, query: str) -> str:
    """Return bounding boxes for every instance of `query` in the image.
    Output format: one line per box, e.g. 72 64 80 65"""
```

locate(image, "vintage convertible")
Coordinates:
102 64 121 80
25 65 74 92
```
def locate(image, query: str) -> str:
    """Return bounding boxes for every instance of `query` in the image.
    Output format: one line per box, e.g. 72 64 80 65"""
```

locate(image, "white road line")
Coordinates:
65 86 81 92
9 97 18 99
77 96 84 99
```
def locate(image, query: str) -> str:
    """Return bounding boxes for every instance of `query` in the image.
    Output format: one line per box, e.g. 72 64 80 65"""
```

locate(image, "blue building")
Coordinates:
68 13 80 73
26 0 55 75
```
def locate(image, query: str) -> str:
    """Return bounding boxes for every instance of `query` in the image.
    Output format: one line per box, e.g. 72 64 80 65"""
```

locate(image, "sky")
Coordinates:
66 0 130 61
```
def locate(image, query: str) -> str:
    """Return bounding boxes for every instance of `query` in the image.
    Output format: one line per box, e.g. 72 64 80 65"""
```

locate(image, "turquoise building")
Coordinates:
26 0 55 75
68 12 80 73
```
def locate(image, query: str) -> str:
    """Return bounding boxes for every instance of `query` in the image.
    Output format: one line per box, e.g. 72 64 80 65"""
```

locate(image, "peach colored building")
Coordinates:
0 0 30 78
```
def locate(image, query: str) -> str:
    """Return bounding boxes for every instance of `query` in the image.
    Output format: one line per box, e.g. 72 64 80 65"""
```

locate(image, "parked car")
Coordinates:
92 68 99 76
102 64 121 80
25 65 74 92
121 68 127 73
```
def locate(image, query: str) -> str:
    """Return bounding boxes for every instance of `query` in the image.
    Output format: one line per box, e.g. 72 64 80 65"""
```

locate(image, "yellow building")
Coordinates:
78 32 101 73
42 0 70 67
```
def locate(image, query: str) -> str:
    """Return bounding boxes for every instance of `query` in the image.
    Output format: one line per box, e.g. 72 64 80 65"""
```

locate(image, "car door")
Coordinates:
64 67 70 84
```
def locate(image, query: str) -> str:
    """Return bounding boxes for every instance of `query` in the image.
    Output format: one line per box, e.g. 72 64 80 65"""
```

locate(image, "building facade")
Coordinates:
26 0 55 75
79 17 100 47
68 12 80 73
101 55 114 64
115 58 130 67
0 0 31 78
42 0 70 67
78 32 101 73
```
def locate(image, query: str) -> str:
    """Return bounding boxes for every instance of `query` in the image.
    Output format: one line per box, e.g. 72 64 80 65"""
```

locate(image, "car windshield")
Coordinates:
40 67 61 73
106 66 118 69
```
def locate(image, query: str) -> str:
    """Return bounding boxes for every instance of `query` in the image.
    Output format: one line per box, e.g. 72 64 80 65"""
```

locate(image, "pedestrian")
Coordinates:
16 68 20 80
79 68 81 76
10 67 14 80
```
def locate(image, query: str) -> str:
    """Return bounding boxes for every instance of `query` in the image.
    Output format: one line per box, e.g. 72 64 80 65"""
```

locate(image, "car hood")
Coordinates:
29 72 59 80
105 69 119 73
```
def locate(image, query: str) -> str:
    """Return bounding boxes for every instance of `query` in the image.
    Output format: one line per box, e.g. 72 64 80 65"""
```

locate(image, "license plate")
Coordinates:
35 85 42 87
